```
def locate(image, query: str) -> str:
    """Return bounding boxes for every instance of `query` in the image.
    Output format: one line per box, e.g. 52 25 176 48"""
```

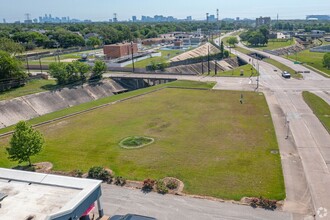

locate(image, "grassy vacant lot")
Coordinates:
263 58 303 79
303 91 330 133
207 64 257 77
0 86 284 201
0 80 215 134
0 79 57 101
252 39 295 51
288 50 330 77
126 50 183 68
29 49 103 65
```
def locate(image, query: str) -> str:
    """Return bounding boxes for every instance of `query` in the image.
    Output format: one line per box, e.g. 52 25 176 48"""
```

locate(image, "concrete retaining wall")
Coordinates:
0 79 126 128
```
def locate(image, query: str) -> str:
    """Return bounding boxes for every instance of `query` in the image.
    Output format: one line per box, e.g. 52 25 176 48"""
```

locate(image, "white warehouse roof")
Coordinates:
0 168 103 220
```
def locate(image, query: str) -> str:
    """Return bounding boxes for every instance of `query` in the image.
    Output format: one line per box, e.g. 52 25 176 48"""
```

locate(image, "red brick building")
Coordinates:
103 43 138 59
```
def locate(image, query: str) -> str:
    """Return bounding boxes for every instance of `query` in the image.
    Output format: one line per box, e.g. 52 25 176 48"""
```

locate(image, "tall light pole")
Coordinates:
207 45 210 75
25 52 30 74
131 42 135 73
39 56 43 74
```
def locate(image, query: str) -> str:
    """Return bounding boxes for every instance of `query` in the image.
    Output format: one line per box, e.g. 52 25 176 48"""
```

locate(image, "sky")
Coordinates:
1 0 330 22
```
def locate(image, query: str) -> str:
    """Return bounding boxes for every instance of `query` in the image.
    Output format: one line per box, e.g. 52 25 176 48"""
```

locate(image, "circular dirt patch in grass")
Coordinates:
119 136 154 149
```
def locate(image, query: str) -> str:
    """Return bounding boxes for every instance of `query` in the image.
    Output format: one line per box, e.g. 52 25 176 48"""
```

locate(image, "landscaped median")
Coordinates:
263 58 303 79
287 50 330 78
302 91 330 133
0 82 285 201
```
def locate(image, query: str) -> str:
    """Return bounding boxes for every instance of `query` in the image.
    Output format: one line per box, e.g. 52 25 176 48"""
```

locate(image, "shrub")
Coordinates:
250 197 277 210
166 180 178 190
156 180 168 194
87 166 112 183
142 178 155 192
114 176 127 186
71 169 83 178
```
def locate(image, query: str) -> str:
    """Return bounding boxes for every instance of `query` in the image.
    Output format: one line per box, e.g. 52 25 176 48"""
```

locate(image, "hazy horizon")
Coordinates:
1 0 330 22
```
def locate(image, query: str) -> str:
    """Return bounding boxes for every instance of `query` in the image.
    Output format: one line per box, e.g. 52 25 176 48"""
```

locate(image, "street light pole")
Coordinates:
207 45 210 75
39 56 43 74
131 42 135 73
25 52 30 74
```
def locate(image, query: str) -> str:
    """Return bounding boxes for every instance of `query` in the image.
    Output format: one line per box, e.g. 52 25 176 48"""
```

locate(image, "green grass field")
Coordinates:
288 50 330 77
206 64 257 77
0 79 57 101
303 91 330 133
0 80 215 135
252 39 295 51
0 85 285 201
126 50 183 68
263 58 303 79
28 49 103 65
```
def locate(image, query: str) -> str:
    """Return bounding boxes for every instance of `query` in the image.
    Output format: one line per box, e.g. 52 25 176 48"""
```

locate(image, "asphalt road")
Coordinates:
226 36 330 220
100 184 292 220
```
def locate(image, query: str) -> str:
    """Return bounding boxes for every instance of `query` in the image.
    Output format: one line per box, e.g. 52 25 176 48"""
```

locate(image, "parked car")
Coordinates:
118 214 157 220
282 71 291 78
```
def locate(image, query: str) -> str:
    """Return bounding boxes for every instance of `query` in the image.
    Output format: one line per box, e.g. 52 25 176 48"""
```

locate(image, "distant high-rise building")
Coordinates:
186 16 192 21
256 16 271 27
132 16 137 22
236 17 240 21
209 15 216 22
3 18 6 24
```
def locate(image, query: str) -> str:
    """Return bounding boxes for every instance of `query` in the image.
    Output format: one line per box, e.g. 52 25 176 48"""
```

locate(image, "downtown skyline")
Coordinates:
1 0 330 22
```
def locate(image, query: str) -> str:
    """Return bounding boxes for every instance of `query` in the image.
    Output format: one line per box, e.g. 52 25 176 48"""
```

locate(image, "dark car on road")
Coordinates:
110 214 157 220
282 71 291 78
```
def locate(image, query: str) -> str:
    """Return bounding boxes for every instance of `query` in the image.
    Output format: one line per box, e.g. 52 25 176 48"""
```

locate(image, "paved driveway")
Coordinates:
100 184 292 220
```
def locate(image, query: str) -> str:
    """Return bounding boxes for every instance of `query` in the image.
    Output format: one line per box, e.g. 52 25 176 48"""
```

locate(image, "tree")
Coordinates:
49 61 91 85
227 37 238 47
0 38 24 55
73 61 91 82
91 60 107 80
223 50 230 58
0 50 27 80
323 53 330 69
258 26 270 45
247 31 266 46
49 62 69 85
220 41 224 58
6 121 44 166
86 37 102 48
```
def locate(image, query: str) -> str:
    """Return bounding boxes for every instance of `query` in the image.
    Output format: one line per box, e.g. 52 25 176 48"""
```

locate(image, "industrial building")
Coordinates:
103 43 138 59
0 168 104 220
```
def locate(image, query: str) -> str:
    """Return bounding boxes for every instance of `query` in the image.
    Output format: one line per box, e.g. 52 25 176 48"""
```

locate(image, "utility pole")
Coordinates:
25 52 30 74
215 60 217 75
39 56 43 74
217 9 220 47
131 42 135 73
207 45 210 75
255 61 260 91
202 59 204 75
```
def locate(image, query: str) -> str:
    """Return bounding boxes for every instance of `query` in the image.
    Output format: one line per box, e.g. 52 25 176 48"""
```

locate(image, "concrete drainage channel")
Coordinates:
0 84 214 138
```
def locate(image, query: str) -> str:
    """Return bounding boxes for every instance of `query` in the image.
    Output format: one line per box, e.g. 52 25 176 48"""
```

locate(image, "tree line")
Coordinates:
0 22 250 50
239 26 270 46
